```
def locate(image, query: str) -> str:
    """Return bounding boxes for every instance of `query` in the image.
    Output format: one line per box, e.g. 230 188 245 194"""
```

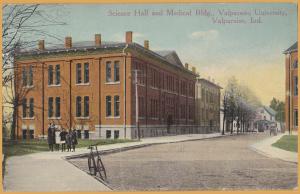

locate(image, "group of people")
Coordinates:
47 123 78 152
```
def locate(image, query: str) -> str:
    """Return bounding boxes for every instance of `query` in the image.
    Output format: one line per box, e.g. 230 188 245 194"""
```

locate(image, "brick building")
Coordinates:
15 31 197 140
195 78 222 133
284 42 298 132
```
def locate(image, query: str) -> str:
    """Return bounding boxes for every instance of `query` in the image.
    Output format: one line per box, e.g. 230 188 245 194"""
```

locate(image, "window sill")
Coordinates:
149 86 159 90
149 117 159 120
105 116 121 119
23 85 34 89
75 117 90 120
48 84 61 87
48 117 61 120
22 117 35 120
75 83 90 86
105 81 120 85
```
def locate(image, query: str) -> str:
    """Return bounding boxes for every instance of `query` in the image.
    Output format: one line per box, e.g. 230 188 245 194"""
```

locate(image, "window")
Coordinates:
22 67 27 86
114 95 120 117
29 130 34 139
106 130 111 139
28 65 33 86
76 129 81 139
84 130 89 139
76 96 82 117
55 65 60 85
139 97 144 117
29 98 34 118
294 76 298 96
22 130 27 139
106 61 112 82
84 96 89 117
293 60 298 69
48 97 54 117
48 65 53 85
22 98 27 118
294 109 298 127
181 104 186 119
84 63 89 83
55 97 60 117
114 61 120 82
76 63 82 84
114 130 119 139
106 96 112 116
201 88 205 100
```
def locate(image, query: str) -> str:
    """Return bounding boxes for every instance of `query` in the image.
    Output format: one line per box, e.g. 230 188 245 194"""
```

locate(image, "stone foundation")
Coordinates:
92 124 220 139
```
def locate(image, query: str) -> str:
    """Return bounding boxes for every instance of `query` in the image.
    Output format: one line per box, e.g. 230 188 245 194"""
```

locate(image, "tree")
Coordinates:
269 97 285 122
2 4 66 140
223 76 261 134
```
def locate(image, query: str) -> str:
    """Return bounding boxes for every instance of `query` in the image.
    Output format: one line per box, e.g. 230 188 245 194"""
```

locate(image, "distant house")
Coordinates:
254 106 277 132
195 78 222 133
256 106 276 121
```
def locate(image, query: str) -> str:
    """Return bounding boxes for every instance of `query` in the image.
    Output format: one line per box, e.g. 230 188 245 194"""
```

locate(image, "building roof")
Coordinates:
283 41 298 54
197 78 223 89
155 50 183 67
264 106 277 116
16 41 197 76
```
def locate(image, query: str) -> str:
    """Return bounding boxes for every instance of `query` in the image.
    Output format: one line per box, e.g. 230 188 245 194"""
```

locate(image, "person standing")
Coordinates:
47 124 54 152
60 129 67 152
55 128 61 151
71 129 78 152
66 130 72 152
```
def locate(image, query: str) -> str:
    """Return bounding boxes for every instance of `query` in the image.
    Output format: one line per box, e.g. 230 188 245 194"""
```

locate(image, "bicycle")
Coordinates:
87 145 107 181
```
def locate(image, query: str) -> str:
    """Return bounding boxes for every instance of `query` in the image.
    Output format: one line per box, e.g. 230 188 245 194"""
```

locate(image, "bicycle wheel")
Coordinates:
88 155 97 176
97 156 107 180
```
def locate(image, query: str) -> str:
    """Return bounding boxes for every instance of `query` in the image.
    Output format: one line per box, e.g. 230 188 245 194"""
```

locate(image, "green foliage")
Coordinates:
269 97 285 122
272 135 298 153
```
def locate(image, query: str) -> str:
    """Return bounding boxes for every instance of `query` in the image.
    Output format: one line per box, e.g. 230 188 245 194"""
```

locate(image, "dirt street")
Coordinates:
69 133 297 191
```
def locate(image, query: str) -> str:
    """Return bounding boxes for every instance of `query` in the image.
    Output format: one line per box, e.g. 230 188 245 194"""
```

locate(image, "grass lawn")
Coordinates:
272 135 298 153
3 138 136 157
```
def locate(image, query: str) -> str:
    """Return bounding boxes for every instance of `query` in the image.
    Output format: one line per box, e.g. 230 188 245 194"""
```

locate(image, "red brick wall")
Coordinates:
15 49 196 139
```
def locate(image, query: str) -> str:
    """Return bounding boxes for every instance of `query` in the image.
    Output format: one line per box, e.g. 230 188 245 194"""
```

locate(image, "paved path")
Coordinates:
251 132 298 163
3 133 226 192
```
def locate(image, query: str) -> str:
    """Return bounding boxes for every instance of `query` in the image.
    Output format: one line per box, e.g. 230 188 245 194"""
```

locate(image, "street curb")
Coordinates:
249 137 298 164
250 145 298 164
62 157 114 191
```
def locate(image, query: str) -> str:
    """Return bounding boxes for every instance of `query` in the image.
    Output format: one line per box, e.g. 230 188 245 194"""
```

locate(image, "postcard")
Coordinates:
2 2 298 192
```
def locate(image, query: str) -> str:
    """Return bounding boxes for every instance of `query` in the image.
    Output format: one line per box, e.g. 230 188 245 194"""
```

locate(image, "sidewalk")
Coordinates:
3 133 227 192
250 132 298 163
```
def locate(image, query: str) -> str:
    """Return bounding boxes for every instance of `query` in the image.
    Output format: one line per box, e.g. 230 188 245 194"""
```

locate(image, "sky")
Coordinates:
37 3 298 105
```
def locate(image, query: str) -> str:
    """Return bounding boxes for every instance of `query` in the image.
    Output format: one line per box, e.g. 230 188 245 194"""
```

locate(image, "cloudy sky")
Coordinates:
38 3 297 105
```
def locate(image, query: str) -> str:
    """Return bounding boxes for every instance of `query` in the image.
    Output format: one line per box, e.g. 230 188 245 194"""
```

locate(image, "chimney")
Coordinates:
192 66 196 73
185 63 189 69
38 40 45 50
126 31 132 43
65 36 72 49
95 34 101 46
144 40 149 49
